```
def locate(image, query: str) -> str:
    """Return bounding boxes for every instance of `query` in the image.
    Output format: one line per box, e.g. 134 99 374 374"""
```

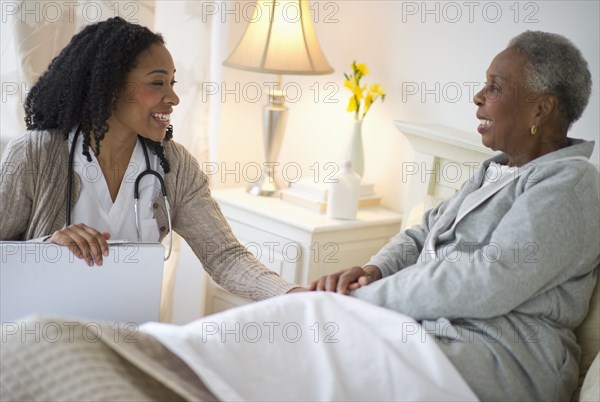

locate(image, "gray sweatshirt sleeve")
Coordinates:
366 197 452 277
353 165 600 321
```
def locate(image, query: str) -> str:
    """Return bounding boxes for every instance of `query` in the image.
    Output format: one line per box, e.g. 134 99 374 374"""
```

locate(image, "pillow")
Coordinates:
404 195 445 229
579 352 599 402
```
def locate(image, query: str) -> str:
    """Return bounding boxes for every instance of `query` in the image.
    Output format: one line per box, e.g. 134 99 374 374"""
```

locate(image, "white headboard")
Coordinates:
394 121 496 231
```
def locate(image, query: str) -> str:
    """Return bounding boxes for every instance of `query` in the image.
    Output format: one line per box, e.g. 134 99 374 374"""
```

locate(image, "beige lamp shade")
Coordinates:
223 0 333 75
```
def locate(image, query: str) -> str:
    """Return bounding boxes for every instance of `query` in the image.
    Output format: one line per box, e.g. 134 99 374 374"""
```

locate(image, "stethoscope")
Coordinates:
66 126 173 260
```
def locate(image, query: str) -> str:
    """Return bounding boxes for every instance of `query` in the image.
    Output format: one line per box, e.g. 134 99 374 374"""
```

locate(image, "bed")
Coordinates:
1 121 598 401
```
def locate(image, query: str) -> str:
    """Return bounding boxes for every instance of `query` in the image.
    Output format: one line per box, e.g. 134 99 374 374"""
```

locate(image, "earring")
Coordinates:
166 124 173 140
530 125 537 136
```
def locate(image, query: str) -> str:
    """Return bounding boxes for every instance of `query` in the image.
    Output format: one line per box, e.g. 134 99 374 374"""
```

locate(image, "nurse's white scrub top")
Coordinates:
68 130 161 242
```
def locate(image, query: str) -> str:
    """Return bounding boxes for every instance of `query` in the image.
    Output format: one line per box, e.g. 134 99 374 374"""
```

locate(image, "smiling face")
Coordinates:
473 48 541 159
108 43 179 142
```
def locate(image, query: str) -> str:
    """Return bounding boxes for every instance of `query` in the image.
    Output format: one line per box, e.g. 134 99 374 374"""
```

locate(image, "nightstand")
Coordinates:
204 187 402 315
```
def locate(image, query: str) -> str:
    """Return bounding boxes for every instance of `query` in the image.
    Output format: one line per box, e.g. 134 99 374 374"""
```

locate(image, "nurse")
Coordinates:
0 17 302 300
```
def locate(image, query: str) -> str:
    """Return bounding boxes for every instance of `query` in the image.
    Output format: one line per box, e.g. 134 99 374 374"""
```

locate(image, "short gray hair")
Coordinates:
508 31 592 128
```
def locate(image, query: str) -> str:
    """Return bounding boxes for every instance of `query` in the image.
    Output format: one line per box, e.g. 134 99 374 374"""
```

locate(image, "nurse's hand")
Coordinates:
48 224 111 266
307 265 382 295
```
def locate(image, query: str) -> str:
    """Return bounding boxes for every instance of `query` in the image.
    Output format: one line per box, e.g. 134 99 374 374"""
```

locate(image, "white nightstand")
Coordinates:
204 187 402 315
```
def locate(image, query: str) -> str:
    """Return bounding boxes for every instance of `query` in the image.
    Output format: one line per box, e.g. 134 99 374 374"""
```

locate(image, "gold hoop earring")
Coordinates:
530 125 537 136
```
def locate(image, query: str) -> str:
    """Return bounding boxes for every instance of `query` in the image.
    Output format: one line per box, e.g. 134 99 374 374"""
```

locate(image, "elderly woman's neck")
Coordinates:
507 136 569 167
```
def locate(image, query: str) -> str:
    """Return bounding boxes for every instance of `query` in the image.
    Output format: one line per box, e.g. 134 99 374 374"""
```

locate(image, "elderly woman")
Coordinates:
1 31 597 401
311 30 599 400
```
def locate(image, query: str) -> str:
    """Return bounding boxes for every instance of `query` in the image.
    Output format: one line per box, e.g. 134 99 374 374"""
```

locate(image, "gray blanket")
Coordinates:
0 316 215 401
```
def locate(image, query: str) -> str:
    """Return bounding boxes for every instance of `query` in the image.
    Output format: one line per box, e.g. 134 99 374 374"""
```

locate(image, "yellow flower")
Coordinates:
344 78 364 99
368 83 386 97
364 93 373 114
344 61 385 121
364 84 386 114
346 96 359 112
354 62 370 77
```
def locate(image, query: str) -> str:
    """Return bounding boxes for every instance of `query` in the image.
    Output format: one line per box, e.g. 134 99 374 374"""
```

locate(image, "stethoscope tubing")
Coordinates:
67 126 172 260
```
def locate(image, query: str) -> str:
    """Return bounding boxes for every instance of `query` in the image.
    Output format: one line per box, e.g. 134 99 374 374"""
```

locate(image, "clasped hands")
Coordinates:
288 265 382 295
47 224 386 294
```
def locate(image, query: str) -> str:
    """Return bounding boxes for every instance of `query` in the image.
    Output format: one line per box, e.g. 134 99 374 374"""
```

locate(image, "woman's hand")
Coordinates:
48 224 111 266
307 265 382 295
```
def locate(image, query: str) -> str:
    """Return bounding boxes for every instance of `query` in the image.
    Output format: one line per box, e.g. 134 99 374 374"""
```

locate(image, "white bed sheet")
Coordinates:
141 292 478 401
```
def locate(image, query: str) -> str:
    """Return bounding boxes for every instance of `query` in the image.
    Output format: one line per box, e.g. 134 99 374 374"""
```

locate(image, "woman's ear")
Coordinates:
534 94 558 125
531 94 568 137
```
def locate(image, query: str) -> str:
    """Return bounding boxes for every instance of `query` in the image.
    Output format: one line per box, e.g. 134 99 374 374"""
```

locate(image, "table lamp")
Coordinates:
223 0 333 196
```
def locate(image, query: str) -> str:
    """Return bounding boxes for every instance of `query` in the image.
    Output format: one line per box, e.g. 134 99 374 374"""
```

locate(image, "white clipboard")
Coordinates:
0 241 164 324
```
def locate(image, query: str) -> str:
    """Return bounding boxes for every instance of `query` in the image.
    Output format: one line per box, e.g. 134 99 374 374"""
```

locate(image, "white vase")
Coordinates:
345 120 364 178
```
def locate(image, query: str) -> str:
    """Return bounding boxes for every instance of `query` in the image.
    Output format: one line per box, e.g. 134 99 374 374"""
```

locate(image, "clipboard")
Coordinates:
0 241 164 324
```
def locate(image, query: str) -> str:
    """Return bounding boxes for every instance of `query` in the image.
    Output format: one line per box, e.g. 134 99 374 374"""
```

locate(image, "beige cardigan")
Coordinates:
0 130 296 300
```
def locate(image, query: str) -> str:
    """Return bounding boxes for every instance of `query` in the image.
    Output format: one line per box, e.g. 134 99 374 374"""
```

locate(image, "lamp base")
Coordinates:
247 171 280 196
247 81 288 197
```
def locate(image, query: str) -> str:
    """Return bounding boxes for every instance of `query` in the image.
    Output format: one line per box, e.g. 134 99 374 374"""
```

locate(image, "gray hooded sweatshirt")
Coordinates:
354 138 599 401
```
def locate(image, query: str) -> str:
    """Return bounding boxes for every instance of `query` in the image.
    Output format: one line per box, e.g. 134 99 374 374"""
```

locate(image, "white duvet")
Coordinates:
141 292 478 401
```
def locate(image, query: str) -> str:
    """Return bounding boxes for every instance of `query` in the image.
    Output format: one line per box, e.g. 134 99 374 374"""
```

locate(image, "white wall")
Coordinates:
212 0 600 213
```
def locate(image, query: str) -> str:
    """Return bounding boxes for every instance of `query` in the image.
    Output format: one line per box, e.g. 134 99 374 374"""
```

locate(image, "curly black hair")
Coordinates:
24 17 173 173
